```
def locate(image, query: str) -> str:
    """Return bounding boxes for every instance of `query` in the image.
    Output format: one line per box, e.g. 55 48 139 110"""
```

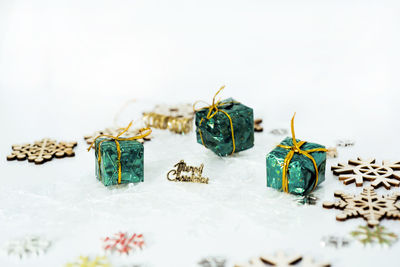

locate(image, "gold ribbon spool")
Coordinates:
277 113 327 193
142 112 193 134
87 122 152 184
193 85 237 155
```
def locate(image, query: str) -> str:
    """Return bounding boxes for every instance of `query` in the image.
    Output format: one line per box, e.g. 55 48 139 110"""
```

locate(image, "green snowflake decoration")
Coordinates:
350 225 398 246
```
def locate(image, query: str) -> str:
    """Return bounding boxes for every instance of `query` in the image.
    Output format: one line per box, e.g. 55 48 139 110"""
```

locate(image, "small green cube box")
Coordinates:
266 137 326 195
195 98 254 156
94 138 144 186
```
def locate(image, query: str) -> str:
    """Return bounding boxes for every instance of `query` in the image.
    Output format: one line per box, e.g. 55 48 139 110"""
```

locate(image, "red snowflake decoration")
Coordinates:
103 232 144 254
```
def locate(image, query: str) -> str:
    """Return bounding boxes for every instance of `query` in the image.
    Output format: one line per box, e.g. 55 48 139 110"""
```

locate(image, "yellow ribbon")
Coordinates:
87 122 152 184
193 85 236 155
277 113 327 193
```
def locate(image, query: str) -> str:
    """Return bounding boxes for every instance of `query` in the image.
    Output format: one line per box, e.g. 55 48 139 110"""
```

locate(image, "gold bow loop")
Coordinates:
193 85 236 155
277 113 327 193
88 121 152 184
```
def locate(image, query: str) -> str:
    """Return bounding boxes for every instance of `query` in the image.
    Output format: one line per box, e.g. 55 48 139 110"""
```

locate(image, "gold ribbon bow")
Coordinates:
193 85 236 155
87 122 152 184
277 113 327 193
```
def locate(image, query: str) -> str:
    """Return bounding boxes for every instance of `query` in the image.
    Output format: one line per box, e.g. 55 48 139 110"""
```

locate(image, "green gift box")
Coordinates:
195 97 254 156
94 138 144 186
266 137 326 195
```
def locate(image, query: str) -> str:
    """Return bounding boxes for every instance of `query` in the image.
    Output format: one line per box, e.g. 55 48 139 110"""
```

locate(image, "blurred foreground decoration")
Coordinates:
103 232 144 255
350 225 398 246
4 236 51 258
235 251 330 267
65 256 110 267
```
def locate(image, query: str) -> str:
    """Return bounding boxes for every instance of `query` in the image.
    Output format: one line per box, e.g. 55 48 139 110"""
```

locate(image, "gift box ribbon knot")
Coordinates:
277 114 327 193
193 85 238 155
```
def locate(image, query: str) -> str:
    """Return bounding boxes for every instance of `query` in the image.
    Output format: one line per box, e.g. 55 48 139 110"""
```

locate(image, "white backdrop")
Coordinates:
0 0 399 266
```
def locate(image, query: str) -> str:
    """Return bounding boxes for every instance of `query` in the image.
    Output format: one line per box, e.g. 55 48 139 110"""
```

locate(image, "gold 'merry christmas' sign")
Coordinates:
167 160 209 184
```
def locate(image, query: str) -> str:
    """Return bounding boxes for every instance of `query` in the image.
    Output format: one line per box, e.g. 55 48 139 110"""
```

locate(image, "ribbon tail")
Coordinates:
282 150 294 193
115 140 122 184
301 151 320 191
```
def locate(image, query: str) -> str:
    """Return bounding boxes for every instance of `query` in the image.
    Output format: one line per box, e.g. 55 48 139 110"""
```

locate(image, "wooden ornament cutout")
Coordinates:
350 225 398 246
326 147 338 158
84 127 152 146
235 252 330 267
331 157 400 189
254 118 263 132
320 236 351 248
323 186 400 227
7 139 77 164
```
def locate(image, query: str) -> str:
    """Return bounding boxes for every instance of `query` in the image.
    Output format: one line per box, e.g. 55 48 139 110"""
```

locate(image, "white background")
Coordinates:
0 0 399 266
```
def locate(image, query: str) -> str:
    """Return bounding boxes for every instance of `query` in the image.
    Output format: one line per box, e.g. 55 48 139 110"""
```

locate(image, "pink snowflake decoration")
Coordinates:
103 232 144 254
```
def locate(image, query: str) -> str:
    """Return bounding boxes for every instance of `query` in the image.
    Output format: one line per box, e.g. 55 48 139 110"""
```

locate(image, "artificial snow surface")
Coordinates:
1 1 400 266
0 97 399 266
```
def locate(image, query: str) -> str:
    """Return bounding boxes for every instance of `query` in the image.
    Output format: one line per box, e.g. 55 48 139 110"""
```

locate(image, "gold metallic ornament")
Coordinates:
142 104 194 134
167 160 209 184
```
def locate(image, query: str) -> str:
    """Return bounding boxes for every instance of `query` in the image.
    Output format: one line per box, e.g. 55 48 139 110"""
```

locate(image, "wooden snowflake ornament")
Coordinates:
350 225 398 246
296 194 318 205
198 257 226 267
6 139 77 164
320 236 351 248
331 158 400 189
323 186 400 227
84 127 152 145
254 119 263 132
235 252 330 267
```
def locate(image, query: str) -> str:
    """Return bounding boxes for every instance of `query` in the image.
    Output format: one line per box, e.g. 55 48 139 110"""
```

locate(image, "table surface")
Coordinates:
0 0 399 266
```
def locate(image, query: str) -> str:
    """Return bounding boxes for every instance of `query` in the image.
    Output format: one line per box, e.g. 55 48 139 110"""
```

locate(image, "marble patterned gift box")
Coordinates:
266 137 327 196
195 97 254 156
94 138 144 186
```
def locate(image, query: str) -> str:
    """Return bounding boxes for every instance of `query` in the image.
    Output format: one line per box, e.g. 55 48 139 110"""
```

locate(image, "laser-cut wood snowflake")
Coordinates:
331 158 400 189
103 232 144 254
320 236 351 248
84 127 152 145
254 119 263 132
198 257 226 267
235 252 330 267
350 225 398 246
6 139 77 164
323 186 400 227
296 194 318 205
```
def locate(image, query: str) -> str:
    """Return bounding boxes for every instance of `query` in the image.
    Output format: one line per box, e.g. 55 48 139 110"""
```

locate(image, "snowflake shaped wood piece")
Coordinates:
254 119 263 132
65 256 110 267
331 158 400 189
235 252 330 267
103 232 144 254
323 186 400 227
198 257 226 267
7 139 77 164
4 236 51 258
296 194 318 205
269 128 288 136
335 139 355 147
350 225 398 246
84 127 152 145
320 236 351 248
